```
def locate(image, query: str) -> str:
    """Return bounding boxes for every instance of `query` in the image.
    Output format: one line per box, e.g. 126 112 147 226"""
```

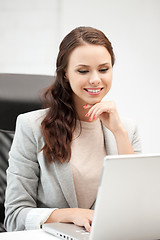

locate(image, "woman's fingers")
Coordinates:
83 104 92 109
70 208 93 232
90 106 111 121
84 102 113 121
84 221 92 232
83 101 123 134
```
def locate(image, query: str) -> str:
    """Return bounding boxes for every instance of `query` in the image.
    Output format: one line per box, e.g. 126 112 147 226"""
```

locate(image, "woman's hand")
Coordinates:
70 208 93 232
84 101 124 136
45 208 94 232
84 101 134 154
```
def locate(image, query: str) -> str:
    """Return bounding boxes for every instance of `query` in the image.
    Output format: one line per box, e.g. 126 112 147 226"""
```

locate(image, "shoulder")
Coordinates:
17 108 48 123
15 108 48 139
17 108 48 128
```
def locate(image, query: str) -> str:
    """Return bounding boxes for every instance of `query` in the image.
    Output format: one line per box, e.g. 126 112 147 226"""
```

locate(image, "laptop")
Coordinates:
42 153 160 240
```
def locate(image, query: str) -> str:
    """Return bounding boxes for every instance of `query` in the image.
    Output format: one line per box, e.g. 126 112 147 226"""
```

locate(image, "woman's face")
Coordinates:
65 43 113 109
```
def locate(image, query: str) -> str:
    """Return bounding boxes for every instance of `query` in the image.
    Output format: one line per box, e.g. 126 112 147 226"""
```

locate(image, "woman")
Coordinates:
4 26 141 232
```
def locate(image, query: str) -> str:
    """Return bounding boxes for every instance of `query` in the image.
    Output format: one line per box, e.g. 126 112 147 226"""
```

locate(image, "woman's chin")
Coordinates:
86 98 102 105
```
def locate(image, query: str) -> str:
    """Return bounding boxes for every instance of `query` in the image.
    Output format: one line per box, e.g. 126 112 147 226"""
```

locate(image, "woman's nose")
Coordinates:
89 71 101 86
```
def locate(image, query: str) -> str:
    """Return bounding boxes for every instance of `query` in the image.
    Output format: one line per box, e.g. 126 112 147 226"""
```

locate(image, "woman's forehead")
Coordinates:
68 44 112 67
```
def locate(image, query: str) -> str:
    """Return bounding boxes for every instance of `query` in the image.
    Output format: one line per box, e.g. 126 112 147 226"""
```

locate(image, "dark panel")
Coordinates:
0 73 54 131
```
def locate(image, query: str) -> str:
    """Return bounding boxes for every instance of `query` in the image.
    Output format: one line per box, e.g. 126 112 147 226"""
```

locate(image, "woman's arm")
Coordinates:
84 101 137 155
4 113 94 232
112 127 134 154
4 113 58 231
4 114 42 231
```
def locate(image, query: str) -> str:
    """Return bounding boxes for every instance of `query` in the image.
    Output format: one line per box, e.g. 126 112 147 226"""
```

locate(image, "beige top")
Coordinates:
70 119 106 209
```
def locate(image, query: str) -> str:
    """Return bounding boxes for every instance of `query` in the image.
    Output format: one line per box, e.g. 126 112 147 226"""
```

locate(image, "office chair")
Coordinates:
0 73 54 231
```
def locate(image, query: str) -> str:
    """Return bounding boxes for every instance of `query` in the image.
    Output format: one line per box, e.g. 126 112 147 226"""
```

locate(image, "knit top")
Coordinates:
71 119 106 209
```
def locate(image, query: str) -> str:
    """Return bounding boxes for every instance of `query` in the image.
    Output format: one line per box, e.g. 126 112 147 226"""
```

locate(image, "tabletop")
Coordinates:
0 229 59 240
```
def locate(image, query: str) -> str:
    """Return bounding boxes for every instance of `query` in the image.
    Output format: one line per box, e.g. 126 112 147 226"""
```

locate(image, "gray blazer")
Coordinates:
4 109 141 231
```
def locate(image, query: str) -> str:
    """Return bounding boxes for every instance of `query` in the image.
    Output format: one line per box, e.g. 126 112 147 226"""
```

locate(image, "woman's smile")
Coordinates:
84 87 104 95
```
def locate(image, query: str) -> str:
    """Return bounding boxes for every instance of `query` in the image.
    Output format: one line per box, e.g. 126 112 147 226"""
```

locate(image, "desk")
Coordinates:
0 229 59 240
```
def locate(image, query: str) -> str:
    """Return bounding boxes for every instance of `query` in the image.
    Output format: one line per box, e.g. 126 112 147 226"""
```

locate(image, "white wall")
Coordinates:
0 0 60 75
0 0 160 153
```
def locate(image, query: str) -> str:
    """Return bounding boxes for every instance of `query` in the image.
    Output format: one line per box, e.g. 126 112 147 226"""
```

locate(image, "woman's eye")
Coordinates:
78 70 89 74
99 68 108 73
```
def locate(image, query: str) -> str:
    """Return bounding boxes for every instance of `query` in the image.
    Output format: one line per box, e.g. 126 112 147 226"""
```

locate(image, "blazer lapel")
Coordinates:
54 160 78 208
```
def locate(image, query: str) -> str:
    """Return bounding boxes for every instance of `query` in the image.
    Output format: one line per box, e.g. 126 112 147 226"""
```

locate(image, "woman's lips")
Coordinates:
84 87 104 95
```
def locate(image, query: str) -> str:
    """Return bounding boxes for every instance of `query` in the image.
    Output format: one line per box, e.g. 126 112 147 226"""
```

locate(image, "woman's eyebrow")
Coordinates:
99 62 111 67
75 64 89 67
75 62 111 68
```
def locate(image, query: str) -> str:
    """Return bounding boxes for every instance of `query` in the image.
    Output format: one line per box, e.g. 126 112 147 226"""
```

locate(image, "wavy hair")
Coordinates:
41 26 115 163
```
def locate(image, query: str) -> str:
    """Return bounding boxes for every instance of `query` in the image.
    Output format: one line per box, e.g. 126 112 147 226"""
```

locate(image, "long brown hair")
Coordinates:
41 26 115 163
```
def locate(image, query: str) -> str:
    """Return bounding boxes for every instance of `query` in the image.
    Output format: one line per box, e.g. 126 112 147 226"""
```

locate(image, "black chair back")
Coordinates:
0 73 54 231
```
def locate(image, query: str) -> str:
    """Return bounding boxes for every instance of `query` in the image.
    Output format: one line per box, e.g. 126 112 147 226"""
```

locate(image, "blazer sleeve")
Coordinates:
4 114 55 231
131 123 142 154
123 118 142 154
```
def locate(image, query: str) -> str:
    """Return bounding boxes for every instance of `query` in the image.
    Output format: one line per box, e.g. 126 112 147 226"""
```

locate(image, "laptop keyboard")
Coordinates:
75 229 90 239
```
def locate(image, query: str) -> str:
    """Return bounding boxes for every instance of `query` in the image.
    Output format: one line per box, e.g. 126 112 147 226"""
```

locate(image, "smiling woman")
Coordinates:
65 44 113 117
4 26 142 233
